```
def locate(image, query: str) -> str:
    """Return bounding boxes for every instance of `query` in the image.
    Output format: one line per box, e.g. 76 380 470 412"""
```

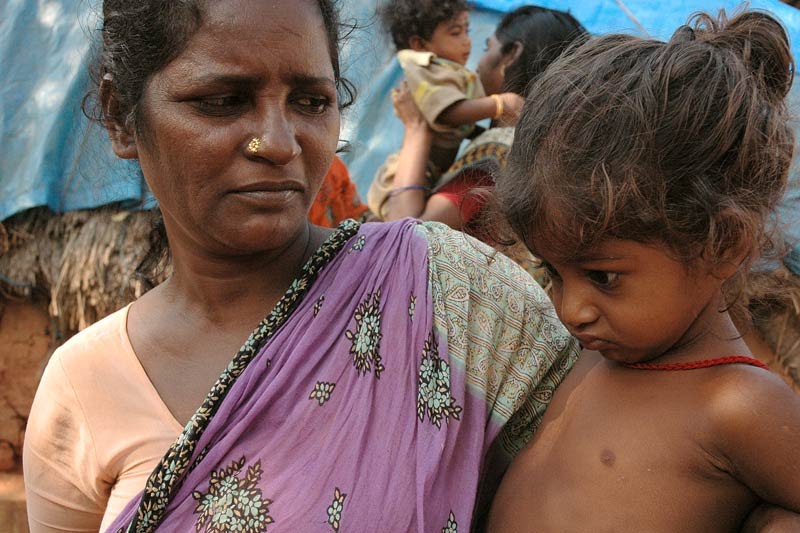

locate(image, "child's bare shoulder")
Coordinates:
699 364 800 510
701 364 797 430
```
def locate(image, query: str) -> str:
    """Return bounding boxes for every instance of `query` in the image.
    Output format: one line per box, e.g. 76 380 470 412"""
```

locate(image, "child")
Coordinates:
489 10 800 532
368 0 524 219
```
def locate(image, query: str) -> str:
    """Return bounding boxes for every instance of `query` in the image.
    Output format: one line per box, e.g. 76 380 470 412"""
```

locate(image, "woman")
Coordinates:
383 6 588 228
23 0 576 531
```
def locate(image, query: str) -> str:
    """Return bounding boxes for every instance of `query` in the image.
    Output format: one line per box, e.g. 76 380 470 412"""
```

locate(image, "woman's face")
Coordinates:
132 0 340 258
477 34 507 96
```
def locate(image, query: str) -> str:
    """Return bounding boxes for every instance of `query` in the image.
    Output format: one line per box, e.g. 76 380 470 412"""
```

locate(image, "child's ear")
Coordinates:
708 212 753 280
711 245 750 280
409 35 427 52
100 77 138 159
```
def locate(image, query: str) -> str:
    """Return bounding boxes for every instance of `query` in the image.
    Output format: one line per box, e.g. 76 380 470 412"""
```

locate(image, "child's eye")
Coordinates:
586 270 619 287
294 95 331 114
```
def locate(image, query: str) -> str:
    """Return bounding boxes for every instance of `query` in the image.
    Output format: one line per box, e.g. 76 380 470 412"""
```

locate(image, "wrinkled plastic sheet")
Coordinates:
1 0 798 270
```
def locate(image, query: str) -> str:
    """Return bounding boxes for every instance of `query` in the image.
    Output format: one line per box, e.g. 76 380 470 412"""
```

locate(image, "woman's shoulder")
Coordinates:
50 304 133 377
413 221 547 294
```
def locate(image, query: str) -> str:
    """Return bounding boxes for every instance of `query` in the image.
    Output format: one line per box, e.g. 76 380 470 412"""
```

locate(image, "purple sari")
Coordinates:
109 219 577 532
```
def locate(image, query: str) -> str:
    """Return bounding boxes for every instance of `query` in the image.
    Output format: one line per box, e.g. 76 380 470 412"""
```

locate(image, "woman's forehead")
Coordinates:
170 0 333 78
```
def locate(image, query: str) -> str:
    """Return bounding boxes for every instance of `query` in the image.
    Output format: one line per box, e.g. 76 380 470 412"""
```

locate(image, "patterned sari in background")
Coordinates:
109 219 577 533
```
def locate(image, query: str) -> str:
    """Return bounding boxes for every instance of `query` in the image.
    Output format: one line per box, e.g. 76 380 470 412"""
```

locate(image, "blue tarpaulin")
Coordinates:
1 0 798 269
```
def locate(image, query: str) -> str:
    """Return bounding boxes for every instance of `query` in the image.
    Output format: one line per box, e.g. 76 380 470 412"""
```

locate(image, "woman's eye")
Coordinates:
586 270 619 287
294 96 330 114
193 95 245 114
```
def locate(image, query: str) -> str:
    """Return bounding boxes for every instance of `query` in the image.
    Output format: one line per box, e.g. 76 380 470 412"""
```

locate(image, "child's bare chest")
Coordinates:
487 355 757 532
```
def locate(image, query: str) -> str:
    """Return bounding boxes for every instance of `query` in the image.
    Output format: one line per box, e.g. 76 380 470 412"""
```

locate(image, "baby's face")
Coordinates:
425 11 471 65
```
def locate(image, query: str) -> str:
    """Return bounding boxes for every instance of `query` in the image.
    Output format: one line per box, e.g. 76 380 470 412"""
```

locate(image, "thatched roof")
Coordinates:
0 207 167 336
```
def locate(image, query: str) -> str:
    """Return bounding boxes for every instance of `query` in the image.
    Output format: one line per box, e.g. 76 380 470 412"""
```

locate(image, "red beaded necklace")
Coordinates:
621 355 769 371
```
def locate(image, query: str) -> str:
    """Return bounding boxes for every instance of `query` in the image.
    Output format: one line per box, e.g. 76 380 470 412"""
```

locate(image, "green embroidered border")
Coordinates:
418 222 579 457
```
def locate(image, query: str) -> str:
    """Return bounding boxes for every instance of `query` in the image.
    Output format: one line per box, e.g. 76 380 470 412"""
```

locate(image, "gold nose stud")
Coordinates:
247 137 262 154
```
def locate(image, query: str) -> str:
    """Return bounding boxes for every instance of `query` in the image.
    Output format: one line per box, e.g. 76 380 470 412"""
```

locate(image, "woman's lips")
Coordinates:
234 180 303 193
231 181 303 207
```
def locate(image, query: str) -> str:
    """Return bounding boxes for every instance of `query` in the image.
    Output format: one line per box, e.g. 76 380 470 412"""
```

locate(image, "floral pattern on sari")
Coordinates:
325 488 346 531
313 295 325 317
417 332 462 428
345 289 384 378
441 511 458 533
309 382 336 406
192 458 274 533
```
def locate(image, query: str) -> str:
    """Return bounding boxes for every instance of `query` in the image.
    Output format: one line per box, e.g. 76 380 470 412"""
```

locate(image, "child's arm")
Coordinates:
437 93 524 128
711 368 800 512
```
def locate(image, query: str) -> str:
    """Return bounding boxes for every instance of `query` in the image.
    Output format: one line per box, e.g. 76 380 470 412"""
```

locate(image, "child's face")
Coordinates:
538 239 724 363
422 11 471 65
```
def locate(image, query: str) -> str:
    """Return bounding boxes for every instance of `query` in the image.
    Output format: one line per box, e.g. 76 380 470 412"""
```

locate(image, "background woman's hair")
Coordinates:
82 0 355 286
378 0 470 51
498 9 794 295
494 5 588 95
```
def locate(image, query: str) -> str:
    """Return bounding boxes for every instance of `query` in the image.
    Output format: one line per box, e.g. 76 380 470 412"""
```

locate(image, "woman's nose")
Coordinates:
246 105 300 165
555 284 600 331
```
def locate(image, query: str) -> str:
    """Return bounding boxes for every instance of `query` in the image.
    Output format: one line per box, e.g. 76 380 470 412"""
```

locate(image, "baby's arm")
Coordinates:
711 368 800 512
437 93 524 127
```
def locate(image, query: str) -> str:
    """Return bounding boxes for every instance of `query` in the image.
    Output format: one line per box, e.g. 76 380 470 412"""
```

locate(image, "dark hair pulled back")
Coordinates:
494 6 588 95
499 9 794 287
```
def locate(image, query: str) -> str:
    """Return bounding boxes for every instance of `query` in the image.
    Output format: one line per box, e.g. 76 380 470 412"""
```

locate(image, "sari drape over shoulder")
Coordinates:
109 219 577 533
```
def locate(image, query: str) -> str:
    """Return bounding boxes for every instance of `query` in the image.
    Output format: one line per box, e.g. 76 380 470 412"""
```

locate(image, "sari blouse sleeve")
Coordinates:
23 352 108 532
416 221 579 458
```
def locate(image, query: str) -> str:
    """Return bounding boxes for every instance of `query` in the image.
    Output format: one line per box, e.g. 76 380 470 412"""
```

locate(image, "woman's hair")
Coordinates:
378 0 470 51
84 0 355 285
499 10 794 284
86 0 354 133
494 6 588 95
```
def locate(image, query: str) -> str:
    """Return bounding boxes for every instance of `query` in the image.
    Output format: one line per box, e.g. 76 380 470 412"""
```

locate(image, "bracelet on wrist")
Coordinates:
490 94 504 119
387 185 431 198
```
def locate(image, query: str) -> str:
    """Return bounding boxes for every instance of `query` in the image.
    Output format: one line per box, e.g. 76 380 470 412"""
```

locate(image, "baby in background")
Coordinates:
489 10 800 532
368 0 524 219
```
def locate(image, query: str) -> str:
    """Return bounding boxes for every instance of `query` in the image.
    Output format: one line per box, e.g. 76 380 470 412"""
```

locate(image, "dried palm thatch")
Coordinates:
0 207 168 337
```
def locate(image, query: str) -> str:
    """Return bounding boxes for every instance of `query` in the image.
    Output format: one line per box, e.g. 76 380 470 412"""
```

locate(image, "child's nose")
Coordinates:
557 285 600 331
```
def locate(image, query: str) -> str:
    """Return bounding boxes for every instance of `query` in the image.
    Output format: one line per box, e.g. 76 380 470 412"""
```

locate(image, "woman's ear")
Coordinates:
100 77 138 159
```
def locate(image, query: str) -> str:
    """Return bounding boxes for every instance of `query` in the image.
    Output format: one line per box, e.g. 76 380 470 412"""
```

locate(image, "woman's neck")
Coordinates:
159 224 322 328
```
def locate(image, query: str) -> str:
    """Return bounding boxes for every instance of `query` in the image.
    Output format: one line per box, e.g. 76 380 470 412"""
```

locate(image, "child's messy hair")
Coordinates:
379 0 470 51
500 10 794 283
